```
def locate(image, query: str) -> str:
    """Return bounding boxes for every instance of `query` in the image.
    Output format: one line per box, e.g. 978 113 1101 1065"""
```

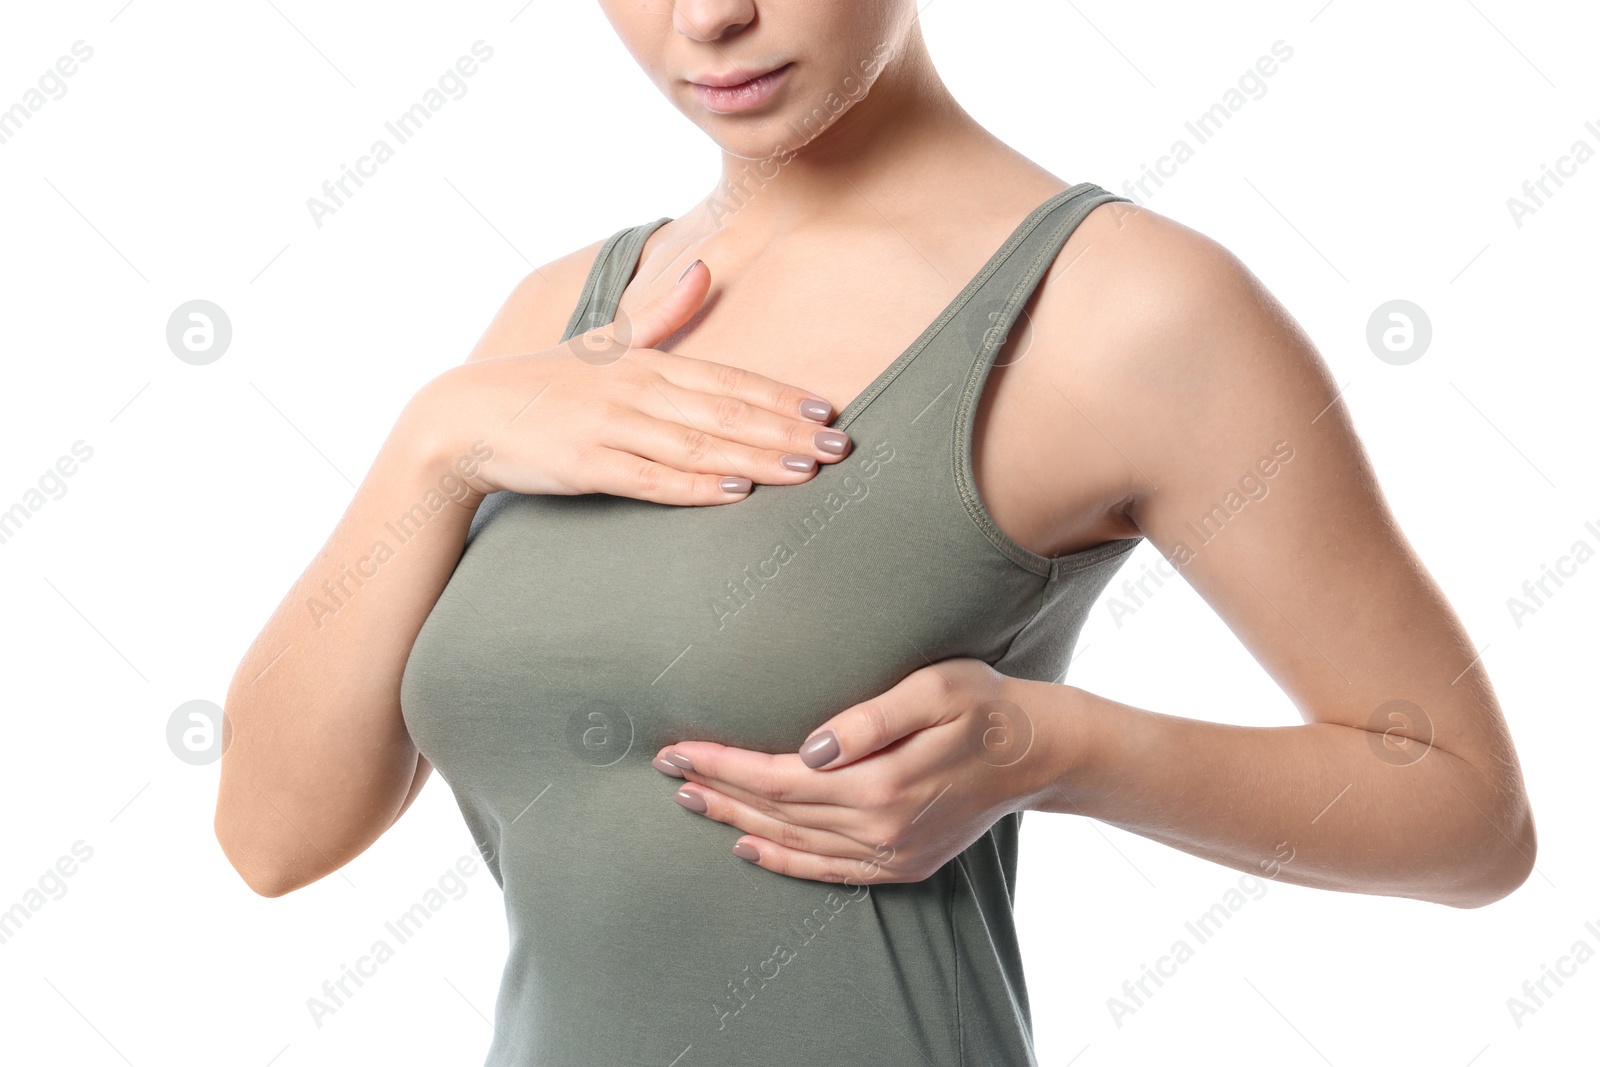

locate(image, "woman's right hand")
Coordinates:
404 259 852 506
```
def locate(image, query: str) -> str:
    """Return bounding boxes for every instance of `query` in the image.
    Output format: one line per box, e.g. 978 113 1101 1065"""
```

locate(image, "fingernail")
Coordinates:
675 787 708 813
799 729 839 769
813 429 849 456
664 752 695 772
799 397 832 422
652 755 685 777
720 476 752 494
781 454 817 473
677 259 702 285
733 842 761 863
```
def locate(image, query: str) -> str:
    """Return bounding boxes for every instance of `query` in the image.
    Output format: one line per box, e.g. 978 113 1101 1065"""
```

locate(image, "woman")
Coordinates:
215 2 1536 1064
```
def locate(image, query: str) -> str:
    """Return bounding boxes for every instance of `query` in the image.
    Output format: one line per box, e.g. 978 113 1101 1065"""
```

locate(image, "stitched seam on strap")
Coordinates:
560 224 635 343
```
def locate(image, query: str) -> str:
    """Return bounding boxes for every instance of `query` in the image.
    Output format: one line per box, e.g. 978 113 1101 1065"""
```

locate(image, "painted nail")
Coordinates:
675 787 708 813
800 729 840 769
733 842 761 863
813 429 849 456
652 755 685 777
781 454 817 473
720 476 753 494
799 397 832 422
677 259 702 285
664 752 695 772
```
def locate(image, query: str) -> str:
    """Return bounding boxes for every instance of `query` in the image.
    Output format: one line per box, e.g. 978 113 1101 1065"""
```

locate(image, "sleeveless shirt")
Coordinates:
401 182 1143 1066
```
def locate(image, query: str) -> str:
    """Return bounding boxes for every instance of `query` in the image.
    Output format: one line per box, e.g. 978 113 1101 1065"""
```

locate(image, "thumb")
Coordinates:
605 257 709 353
798 675 928 771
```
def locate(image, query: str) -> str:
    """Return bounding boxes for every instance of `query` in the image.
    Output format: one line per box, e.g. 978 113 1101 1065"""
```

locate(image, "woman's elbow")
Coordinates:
1434 790 1537 910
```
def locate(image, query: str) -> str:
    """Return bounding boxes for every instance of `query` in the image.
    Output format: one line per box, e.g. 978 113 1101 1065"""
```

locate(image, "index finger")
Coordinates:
651 741 840 808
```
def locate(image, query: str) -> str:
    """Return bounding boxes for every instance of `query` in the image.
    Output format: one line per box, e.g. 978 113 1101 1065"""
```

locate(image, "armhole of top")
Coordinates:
952 190 1147 578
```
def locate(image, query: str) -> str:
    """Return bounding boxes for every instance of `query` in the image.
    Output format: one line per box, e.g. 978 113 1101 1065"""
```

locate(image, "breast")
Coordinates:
399 424 1048 808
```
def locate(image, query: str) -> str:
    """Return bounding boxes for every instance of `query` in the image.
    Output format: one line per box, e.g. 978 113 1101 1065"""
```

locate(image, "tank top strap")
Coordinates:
944 183 1130 549
560 216 672 344
940 183 1128 430
824 183 1128 430
816 182 1134 576
561 186 1128 455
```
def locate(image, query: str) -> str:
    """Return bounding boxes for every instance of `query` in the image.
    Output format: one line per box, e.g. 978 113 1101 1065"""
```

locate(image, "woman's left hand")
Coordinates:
651 658 1057 884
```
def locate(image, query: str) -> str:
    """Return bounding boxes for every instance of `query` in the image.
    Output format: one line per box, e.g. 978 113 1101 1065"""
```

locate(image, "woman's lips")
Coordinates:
690 62 793 114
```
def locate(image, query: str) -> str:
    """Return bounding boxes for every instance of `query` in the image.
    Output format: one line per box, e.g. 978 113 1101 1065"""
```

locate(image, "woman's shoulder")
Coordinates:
1040 194 1314 388
462 228 625 363
1018 189 1338 496
1064 196 1269 326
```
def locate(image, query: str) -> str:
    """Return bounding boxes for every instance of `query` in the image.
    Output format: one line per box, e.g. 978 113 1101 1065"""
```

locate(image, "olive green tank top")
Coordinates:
401 182 1142 1066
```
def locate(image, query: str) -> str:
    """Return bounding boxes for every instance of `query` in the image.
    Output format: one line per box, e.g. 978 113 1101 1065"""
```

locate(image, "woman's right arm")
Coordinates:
213 411 485 898
214 252 849 896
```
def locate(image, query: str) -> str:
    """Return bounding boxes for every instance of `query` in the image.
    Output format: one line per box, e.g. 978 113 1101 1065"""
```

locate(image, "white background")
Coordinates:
1 1 1595 1064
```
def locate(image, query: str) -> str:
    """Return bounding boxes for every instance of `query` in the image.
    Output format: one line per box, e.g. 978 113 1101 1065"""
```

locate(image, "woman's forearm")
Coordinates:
1010 679 1537 909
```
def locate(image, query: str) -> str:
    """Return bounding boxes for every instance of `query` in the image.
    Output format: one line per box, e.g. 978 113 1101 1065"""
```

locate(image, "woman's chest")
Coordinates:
399 411 1048 786
632 253 1137 560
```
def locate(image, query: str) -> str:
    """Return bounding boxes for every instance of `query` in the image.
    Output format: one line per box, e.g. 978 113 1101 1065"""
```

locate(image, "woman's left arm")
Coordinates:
656 207 1536 909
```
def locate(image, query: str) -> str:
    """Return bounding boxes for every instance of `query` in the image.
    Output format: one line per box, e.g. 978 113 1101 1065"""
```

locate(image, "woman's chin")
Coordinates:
697 125 804 164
